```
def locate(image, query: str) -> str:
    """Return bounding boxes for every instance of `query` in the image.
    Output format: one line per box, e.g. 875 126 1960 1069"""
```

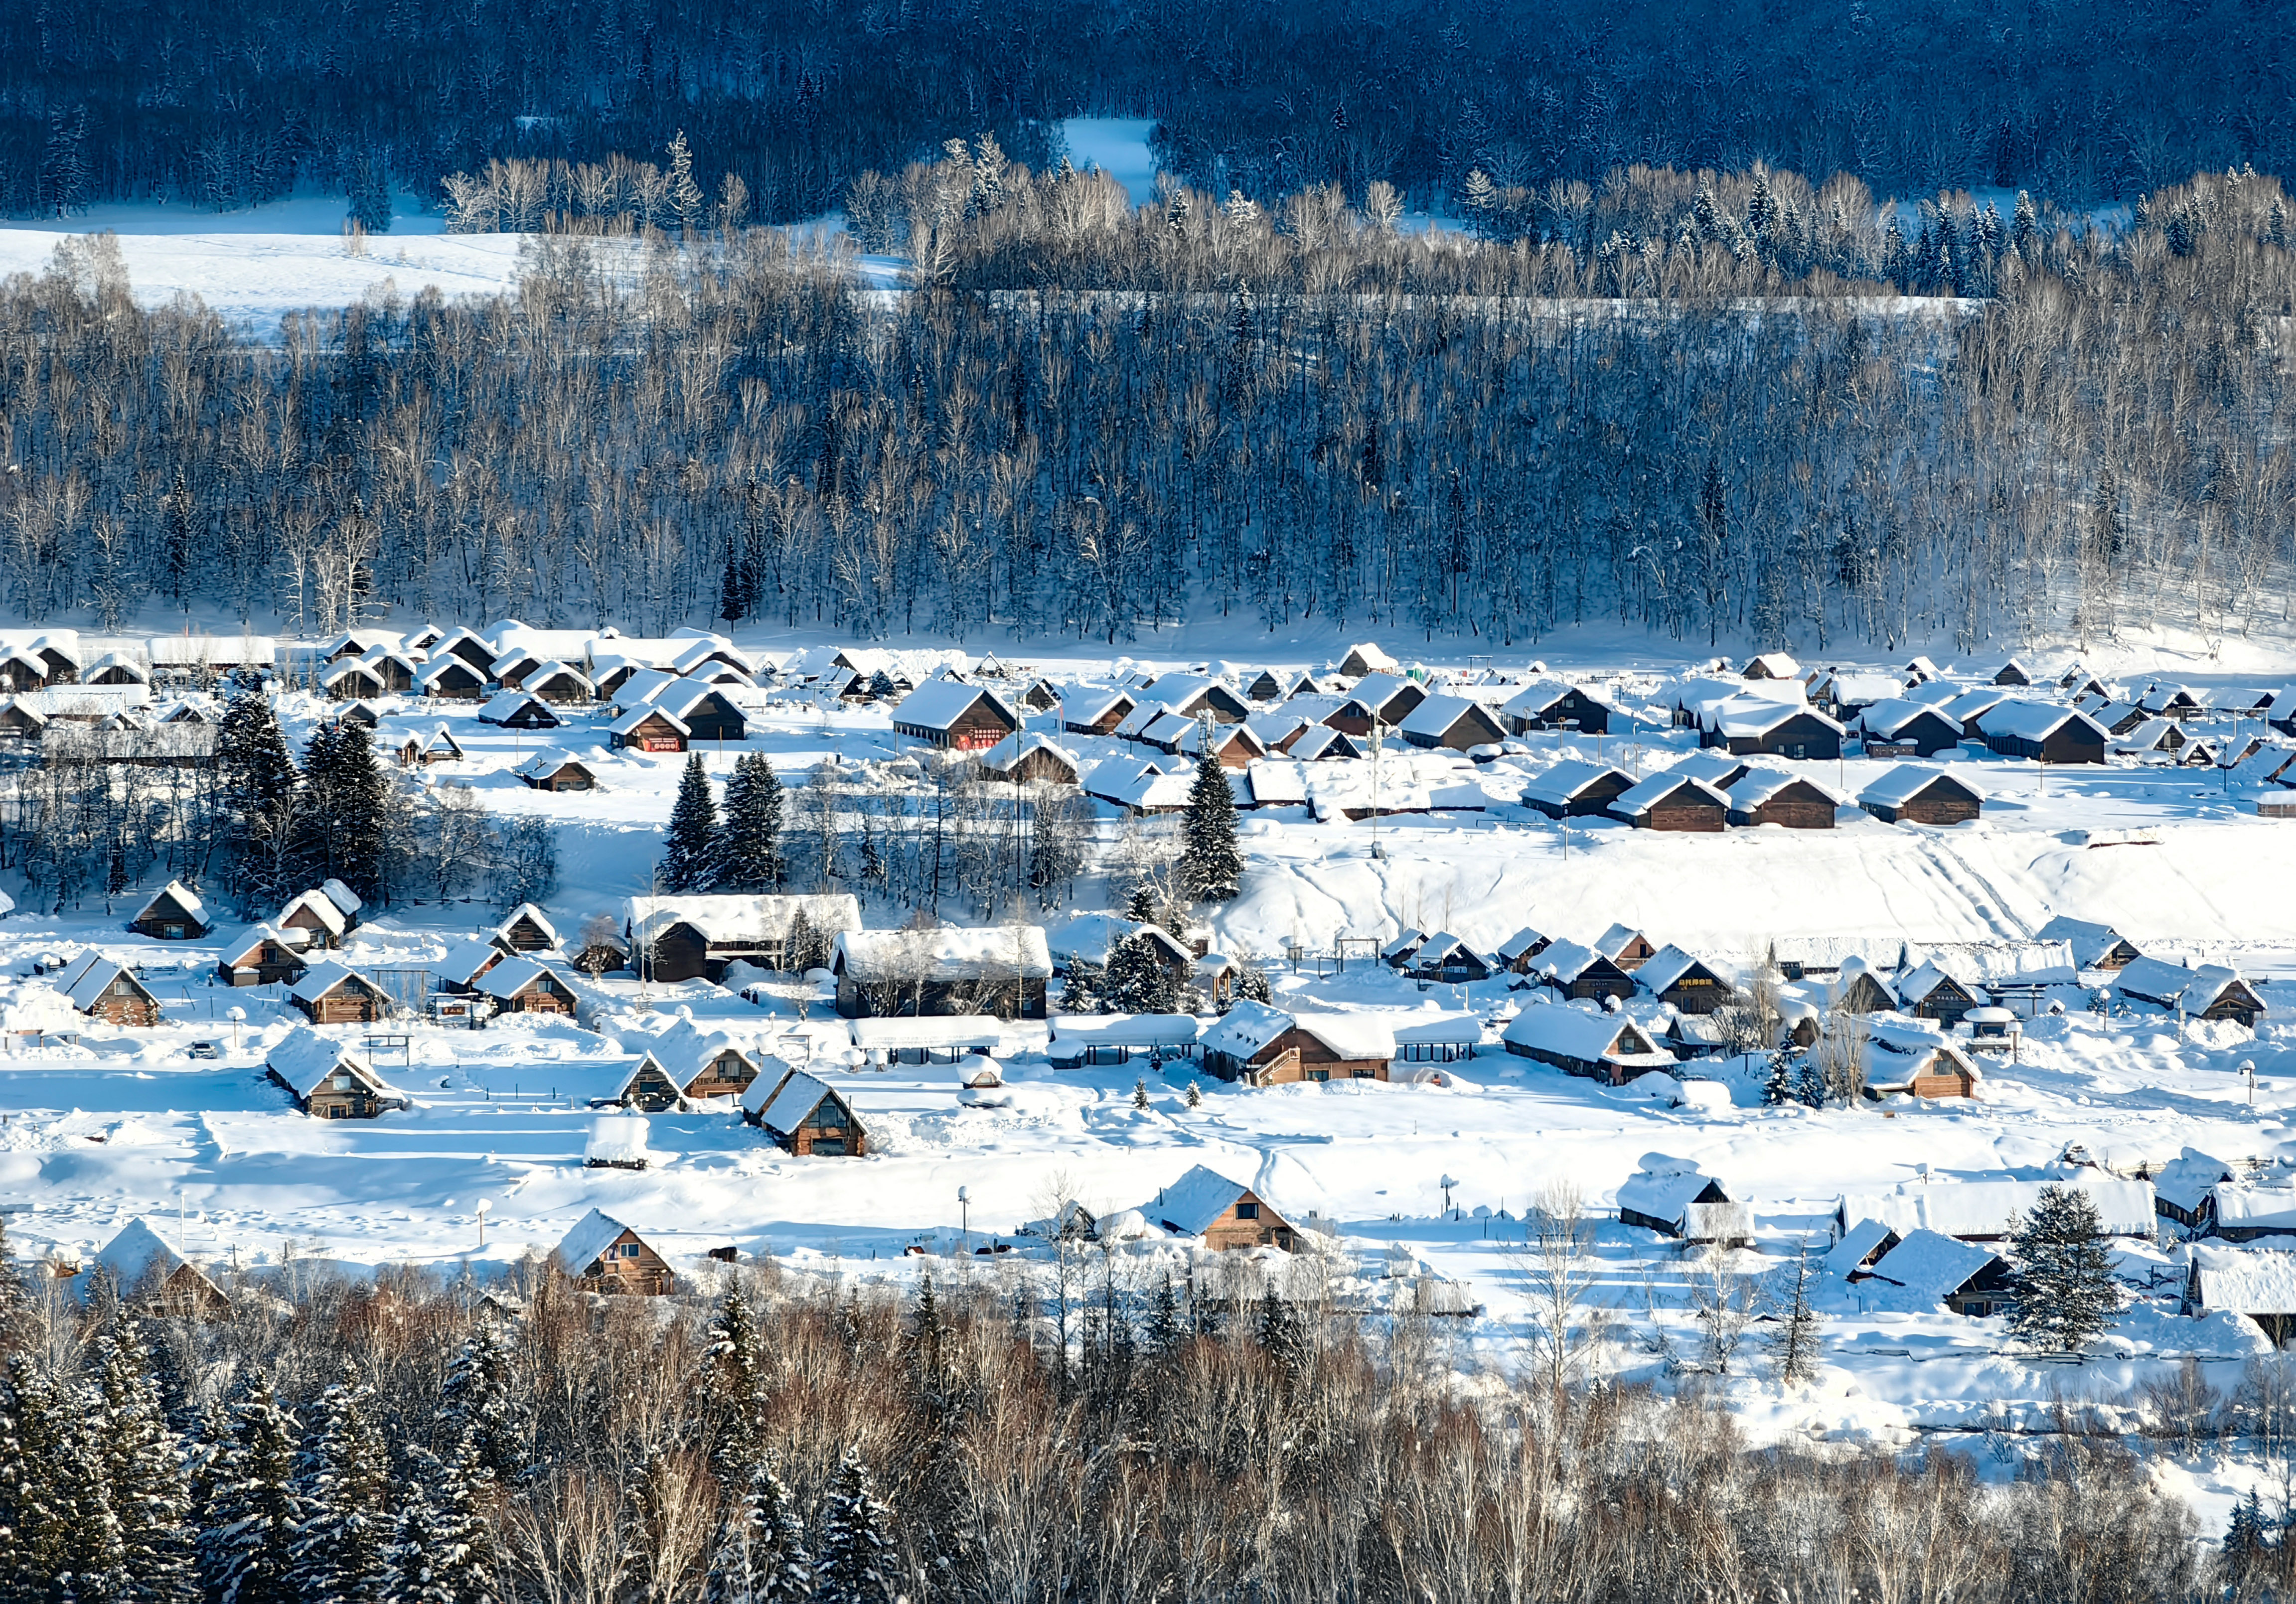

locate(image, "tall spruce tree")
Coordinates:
437 1322 523 1484
1180 722 1241 902
2006 1185 2121 1353
1765 1244 1825 1384
706 1451 811 1604
812 1449 898 1604
1103 931 1180 1014
293 1374 393 1604
197 1371 307 1604
661 754 720 893
714 754 783 892
1 1354 84 1597
89 1324 197 1602
387 1437 497 1604
216 685 301 912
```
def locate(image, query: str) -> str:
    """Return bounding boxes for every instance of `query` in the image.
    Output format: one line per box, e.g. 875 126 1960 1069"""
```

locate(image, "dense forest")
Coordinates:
0 163 2291 654
1 0 2292 220
0 1221 2253 1603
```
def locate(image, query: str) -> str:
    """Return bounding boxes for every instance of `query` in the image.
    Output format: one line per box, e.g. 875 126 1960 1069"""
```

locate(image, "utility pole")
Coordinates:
1369 715 1385 861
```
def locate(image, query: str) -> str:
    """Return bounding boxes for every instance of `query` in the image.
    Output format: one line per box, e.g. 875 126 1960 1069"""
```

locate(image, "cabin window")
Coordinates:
111 979 134 997
811 1138 848 1155
325 1105 346 1118
618 1242 641 1258
162 923 185 938
1307 1068 1330 1082
332 1074 352 1090
1234 1202 1259 1220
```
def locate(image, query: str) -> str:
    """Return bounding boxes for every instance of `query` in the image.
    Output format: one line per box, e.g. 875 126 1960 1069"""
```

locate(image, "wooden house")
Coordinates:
1399 694 1509 752
477 691 561 729
1829 963 1898 1015
1496 926 1553 972
2206 1185 2296 1243
2184 1246 2296 1344
978 730 1081 785
747 1069 869 1156
1401 932 1496 983
520 662 594 704
1501 1005 1676 1084
290 962 391 1025
436 938 508 996
83 652 151 687
1741 652 1802 681
278 888 350 949
1978 702 2108 764
1242 668 1315 703
1523 939 1638 1003
433 627 498 676
130 880 210 940
1499 680 1612 735
1337 643 1398 678
1325 673 1427 734
553 1209 675 1295
414 657 486 700
515 750 597 791
355 648 421 693
1859 768 1983 825
610 706 690 752
1863 1030 1983 1099
1137 673 1252 725
1287 725 1363 762
1522 760 1636 819
1617 1155 1750 1244
2139 683 2207 721
216 923 306 988
1592 924 1659 971
336 701 382 729
1708 702 1844 760
2146 1148 2234 1231
265 1028 398 1119
633 1019 760 1102
54 953 162 1026
1636 945 1736 1015
830 926 1053 1019
321 659 387 701
1607 772 1729 831
396 725 465 766
1860 1230 2013 1316
77 1220 231 1319
892 682 1023 750
475 958 576 1016
1855 700 1965 757
1060 686 1139 737
2034 916 2142 972
488 648 547 689
1725 771 1840 829
494 903 559 952
0 697 48 738
1892 962 1982 1025
322 629 400 663
1993 658 2032 686
1201 1000 1394 1084
627 892 863 981
2112 956 2264 1027
1139 1165 1301 1252
0 651 51 694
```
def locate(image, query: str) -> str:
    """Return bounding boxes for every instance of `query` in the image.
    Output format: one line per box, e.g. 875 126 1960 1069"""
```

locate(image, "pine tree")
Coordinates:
2224 1488 2269 1593
667 130 706 237
706 1450 811 1604
782 908 829 976
1761 1048 1796 1106
299 721 390 904
1183 1080 1202 1109
217 686 302 912
293 1374 393 1604
1 1353 85 1597
1058 956 1104 1014
705 1288 767 1471
2006 1185 2121 1353
198 1371 308 1604
1104 931 1180 1014
661 753 720 893
89 1324 197 1602
714 754 783 893
1145 1273 1185 1357
1131 1076 1150 1109
1232 957 1271 1005
437 1322 523 1484
387 1437 498 1604
1766 1244 1825 1385
1255 1282 1307 1381
1180 725 1242 902
812 1449 898 1604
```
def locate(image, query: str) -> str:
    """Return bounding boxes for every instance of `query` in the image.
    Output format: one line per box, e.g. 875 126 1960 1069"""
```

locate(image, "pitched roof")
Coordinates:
1501 679 1604 718
1398 693 1501 739
627 893 862 947
1823 1217 1898 1279
1837 1177 2156 1238
279 888 349 935
2210 1184 2296 1231
2034 916 2137 969
1500 1003 1673 1067
1712 700 1842 738
1726 769 1845 810
611 703 690 737
754 1069 848 1135
1979 700 2107 742
1617 1154 1727 1221
496 903 559 946
979 729 1078 776
1610 772 1728 817
1201 998 1292 1060
1496 926 1549 963
289 960 376 1005
1524 939 1612 984
893 680 1020 733
830 925 1053 982
552 1208 648 1275
635 1016 759 1086
85 1218 225 1306
1636 944 1735 996
478 690 555 723
1861 1229 2002 1308
2190 1245 2296 1315
1143 1165 1260 1236
264 1026 384 1099
437 938 507 987
1856 698 1960 739
219 922 296 968
2149 1148 2235 1214
54 953 153 1012
512 747 590 780
1858 765 1982 809
474 956 554 1000
2113 956 2252 1013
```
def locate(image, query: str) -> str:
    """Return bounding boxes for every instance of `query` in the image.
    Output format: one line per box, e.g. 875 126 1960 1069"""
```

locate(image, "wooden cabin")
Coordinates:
130 880 210 940
1137 673 1253 725
523 662 595 704
639 1022 760 1102
1979 703 2108 764
1725 773 1838 829
290 963 391 1025
1502 681 1612 735
979 731 1081 785
322 660 387 701
266 1029 396 1119
553 1210 675 1296
1831 966 1898 1015
629 893 864 982
78 1220 231 1320
1325 673 1428 734
278 888 350 949
1141 1165 1300 1252
1526 939 1638 1003
2113 957 2265 1028
1337 643 1397 678
1607 773 1728 832
216 923 306 988
830 926 1053 1020
495 903 559 952
1399 695 1509 752
1893 963 1982 1026
1859 769 1983 825
1636 946 1736 1015
610 707 689 753
1521 761 1636 819
1061 688 1138 737
414 658 486 700
1501 1006 1675 1084
749 1070 869 1156
1201 1002 1394 1085
1617 1156 1748 1242
477 691 561 729
55 954 162 1026
476 958 576 1016
892 682 1024 750
397 726 466 766
1993 659 2031 686
1864 1037 1983 1100
517 751 597 791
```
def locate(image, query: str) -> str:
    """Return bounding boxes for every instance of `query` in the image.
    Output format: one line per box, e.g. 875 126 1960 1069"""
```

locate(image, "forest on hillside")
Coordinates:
0 163 2292 654
0 0 2291 221
0 1223 2248 1604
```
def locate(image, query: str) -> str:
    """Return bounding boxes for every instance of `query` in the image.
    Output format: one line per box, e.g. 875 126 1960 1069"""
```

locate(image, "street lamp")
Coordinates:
957 1185 970 1251
1439 1173 1457 1218
474 1198 490 1252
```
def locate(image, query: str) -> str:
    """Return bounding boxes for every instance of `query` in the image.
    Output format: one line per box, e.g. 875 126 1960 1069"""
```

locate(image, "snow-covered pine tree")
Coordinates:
1183 1079 1202 1109
293 1373 393 1604
782 908 829 976
348 150 392 234
1255 1281 1307 1381
1180 724 1242 902
812 1449 899 1604
1761 1048 1796 1106
706 1448 812 1604
705 1287 768 1471
217 686 302 911
1144 1273 1184 1358
1059 956 1104 1013
197 1371 308 1604
0 1213 27 1346
1765 1243 1825 1385
89 1323 197 1602
437 1321 524 1484
1232 956 1271 1004
1 1353 90 1597
2006 1185 2121 1353
1132 1076 1150 1110
2224 1488 2269 1590
387 1436 498 1604
662 754 721 894
667 130 706 238
1103 931 1180 1014
297 720 390 905
714 754 783 893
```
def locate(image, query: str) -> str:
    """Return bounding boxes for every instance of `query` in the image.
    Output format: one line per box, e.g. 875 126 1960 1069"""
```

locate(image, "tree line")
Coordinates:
2 0 2291 224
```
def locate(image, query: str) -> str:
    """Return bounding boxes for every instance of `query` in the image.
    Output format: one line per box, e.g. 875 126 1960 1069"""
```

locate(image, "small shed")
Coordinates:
2184 1245 2296 1342
515 750 597 792
1616 1155 1750 1245
1859 767 1983 825
1741 652 1802 681
54 953 161 1026
1501 1004 1676 1084
1140 1164 1300 1251
397 724 466 765
1607 772 1729 832
552 1209 674 1295
278 888 350 949
130 880 210 940
216 923 306 988
1337 643 1397 677
265 1028 399 1119
1829 960 1898 1015
290 962 391 1025
747 1069 869 1156
584 1115 652 1170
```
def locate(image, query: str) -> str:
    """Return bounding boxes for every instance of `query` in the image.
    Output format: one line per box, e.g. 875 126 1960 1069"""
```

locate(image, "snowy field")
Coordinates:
4 625 2296 1524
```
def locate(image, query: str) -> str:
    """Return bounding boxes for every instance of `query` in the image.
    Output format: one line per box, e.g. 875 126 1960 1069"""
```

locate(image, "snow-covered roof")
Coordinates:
1143 1165 1259 1236
437 938 505 987
1892 959 1969 1004
1337 642 1398 672
2149 1148 2234 1214
1823 1217 1897 1279
2212 1184 2296 1231
1201 998 1291 1060
628 893 861 947
496 903 558 946
1398 693 1498 739
2190 1245 2296 1315
1862 1229 2000 1307
1858 765 1980 809
1391 1011 1483 1047
1496 926 1548 963
2112 957 2253 1016
1617 1154 1727 1223
1863 1033 1982 1092
1527 939 1611 984
1856 697 1957 738
1048 1013 1203 1048
979 729 1077 776
1500 679 1605 718
1636 944 1735 996
1820 671 1909 706
848 1016 1002 1051
610 703 689 737
755 1069 846 1135
893 679 1021 734
279 888 349 936
512 748 589 780
552 1208 647 1275
265 1026 383 1099
1979 700 2107 742
1712 700 1841 738
134 879 206 925
1522 760 1634 809
1610 772 1728 818
1838 1177 2155 1239
1500 1004 1673 1066
831 926 1053 982
632 1016 757 1086
289 960 373 1005
585 1115 652 1166
1345 672 1418 714
86 1218 218 1303
1726 768 1845 810
219 922 294 968
54 952 150 1012
1667 750 1750 786
1292 1014 1397 1062
2033 916 2136 969
474 956 553 1000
